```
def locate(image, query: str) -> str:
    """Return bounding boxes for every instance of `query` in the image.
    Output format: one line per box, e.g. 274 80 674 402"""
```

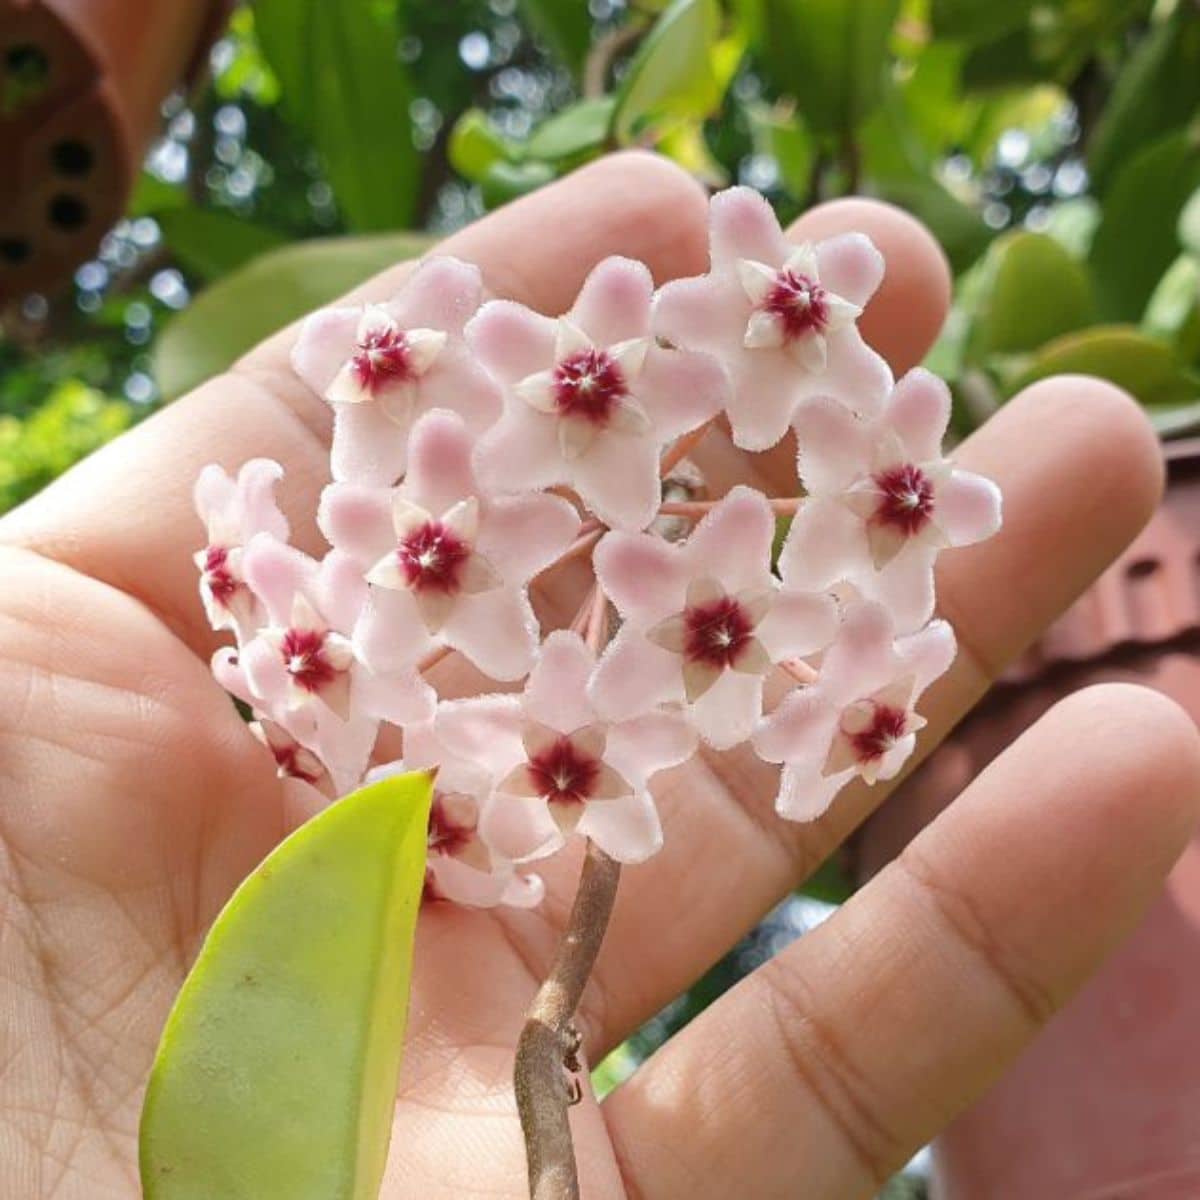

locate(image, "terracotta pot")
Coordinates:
857 439 1200 1198
0 0 233 301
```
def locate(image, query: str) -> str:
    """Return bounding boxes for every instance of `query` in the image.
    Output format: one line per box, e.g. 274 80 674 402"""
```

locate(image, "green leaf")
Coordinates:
517 0 593 77
871 175 992 274
1148 397 1200 439
448 109 518 183
1012 325 1197 408
155 208 289 282
1090 129 1200 322
799 855 854 905
478 160 558 210
1181 187 1200 258
929 0 1033 43
1143 254 1200 364
756 0 901 137
747 104 814 198
527 98 616 160
154 232 432 400
612 0 722 144
255 0 420 231
969 232 1094 358
1087 6 1200 194
140 771 432 1200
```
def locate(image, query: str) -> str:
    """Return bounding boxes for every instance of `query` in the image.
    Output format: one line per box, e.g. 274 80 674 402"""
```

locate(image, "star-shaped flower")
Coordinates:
319 409 580 682
653 187 892 452
250 718 333 796
466 256 728 530
779 369 1003 633
753 601 955 822
435 631 696 864
193 458 289 642
291 256 501 485
392 723 544 909
589 486 838 749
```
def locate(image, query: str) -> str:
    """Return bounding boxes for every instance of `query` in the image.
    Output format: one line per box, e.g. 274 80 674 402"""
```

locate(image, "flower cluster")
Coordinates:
195 187 1001 908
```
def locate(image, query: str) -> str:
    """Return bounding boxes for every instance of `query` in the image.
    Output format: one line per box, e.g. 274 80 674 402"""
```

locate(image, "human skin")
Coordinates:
0 152 1197 1199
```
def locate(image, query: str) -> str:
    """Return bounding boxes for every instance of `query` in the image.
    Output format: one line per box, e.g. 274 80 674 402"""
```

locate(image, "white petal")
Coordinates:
377 381 417 425
736 258 778 305
442 496 479 543
516 369 559 414
683 658 722 703
784 243 819 279
391 496 432 538
823 293 863 332
326 362 372 406
575 792 663 864
687 576 725 609
365 554 407 590
322 633 356 671
789 332 828 371
608 397 653 435
356 304 395 342
459 553 502 594
558 416 599 461
732 636 771 676
866 521 910 570
415 589 457 634
646 613 687 655
744 309 786 350
609 336 650 381
555 317 593 360
405 326 448 375
290 592 326 633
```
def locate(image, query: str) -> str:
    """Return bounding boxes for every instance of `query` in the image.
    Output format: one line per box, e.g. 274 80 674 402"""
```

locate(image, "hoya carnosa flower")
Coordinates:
590 486 837 750
466 256 728 531
653 187 892 452
319 409 580 682
250 718 333 797
754 602 955 822
393 723 544 909
779 369 1003 633
193 459 289 641
291 256 501 485
435 631 696 865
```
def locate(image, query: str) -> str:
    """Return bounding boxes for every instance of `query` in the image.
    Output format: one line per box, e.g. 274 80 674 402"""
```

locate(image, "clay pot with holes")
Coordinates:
855 439 1200 1198
0 0 233 301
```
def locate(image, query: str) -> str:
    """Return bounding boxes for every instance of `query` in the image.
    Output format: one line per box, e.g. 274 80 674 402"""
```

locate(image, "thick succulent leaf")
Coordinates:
139 771 433 1200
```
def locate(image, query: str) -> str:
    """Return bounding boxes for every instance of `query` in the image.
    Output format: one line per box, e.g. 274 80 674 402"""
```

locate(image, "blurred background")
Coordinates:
2 1 1199 1195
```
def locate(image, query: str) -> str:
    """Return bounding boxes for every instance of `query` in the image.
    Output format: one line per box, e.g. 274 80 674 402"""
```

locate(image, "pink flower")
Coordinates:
435 631 696 864
291 257 501 485
466 256 728 530
228 536 434 791
319 409 580 682
779 369 1003 632
193 459 289 642
392 723 544 909
653 187 892 451
754 602 955 821
250 718 334 796
589 487 837 749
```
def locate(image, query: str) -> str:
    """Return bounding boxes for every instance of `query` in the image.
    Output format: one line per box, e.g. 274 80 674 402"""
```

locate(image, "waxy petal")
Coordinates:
593 530 689 625
685 486 776 595
465 299 558 384
814 232 885 309
576 792 664 865
290 306 361 396
317 483 396 568
569 256 653 347
936 470 1004 546
523 630 597 734
441 587 539 682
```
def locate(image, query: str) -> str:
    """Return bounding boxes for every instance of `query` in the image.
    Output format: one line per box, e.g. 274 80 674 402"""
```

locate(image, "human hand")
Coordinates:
1 152 1196 1199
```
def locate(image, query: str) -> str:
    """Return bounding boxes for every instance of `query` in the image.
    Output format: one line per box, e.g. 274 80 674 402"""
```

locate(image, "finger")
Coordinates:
0 152 709 654
689 198 952 495
604 683 1200 1199
498 376 1164 1058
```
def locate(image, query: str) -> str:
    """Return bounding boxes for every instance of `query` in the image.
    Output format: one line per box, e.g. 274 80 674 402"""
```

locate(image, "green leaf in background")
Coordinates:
929 0 1034 44
756 0 901 137
254 0 420 231
448 108 518 183
969 231 1094 358
528 97 616 160
518 0 593 77
612 0 722 144
154 208 289 282
1181 187 1200 258
1144 254 1200 365
154 232 432 399
1012 325 1199 408
747 104 815 197
1087 5 1200 194
140 772 432 1200
478 160 558 210
1090 128 1200 323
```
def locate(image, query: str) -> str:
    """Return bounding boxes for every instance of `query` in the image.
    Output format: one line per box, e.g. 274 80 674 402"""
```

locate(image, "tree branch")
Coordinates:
514 840 621 1200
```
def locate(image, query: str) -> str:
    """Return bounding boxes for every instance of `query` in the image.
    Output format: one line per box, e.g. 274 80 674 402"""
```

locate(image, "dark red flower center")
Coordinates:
527 737 601 808
351 327 415 394
848 704 909 765
203 544 240 606
553 348 626 425
397 521 471 594
279 628 340 693
764 270 830 340
427 792 477 858
683 596 755 670
872 464 935 537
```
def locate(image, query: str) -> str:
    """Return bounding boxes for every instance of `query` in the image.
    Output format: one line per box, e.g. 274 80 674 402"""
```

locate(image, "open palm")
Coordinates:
2 153 1197 1200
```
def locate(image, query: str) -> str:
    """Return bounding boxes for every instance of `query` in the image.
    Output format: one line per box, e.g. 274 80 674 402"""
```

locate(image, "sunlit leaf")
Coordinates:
140 772 433 1200
449 109 519 183
155 208 288 282
747 105 814 198
1090 129 1200 322
255 0 421 231
1144 254 1200 365
1181 187 1200 259
479 160 558 210
527 98 616 159
612 0 722 144
154 232 432 399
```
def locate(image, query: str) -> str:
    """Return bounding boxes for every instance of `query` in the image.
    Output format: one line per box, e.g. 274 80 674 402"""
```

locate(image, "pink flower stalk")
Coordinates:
590 487 837 749
319 408 580 682
291 256 501 485
193 459 289 642
436 632 696 864
466 256 727 530
654 187 892 451
778 369 1003 632
754 602 956 821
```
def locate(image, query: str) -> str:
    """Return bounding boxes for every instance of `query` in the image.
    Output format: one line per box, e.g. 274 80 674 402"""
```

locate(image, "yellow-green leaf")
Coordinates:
153 232 432 400
140 771 433 1200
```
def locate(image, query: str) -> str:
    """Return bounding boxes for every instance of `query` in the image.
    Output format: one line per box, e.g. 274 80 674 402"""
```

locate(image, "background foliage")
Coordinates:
2 0 1198 1190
